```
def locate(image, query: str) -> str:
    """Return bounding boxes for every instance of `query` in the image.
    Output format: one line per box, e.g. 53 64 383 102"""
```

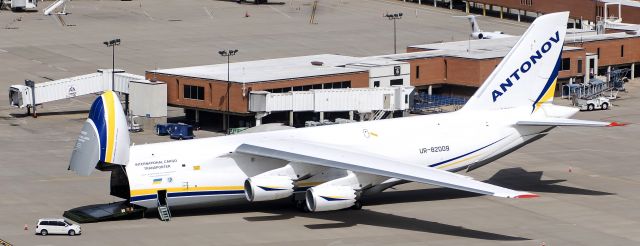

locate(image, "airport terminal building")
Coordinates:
146 29 640 129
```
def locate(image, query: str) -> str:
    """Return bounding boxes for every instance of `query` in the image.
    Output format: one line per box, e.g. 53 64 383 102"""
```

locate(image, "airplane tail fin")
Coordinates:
454 15 481 33
467 15 481 33
69 91 130 176
462 12 569 113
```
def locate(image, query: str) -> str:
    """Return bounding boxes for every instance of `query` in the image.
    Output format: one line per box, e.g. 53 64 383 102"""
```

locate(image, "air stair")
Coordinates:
157 204 171 221
157 191 171 221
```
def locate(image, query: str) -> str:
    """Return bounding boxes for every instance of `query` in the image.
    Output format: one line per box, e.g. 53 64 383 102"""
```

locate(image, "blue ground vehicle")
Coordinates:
155 123 176 136
167 123 194 140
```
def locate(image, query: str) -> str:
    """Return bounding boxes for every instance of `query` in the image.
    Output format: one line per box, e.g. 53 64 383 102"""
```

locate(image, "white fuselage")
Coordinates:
126 107 567 208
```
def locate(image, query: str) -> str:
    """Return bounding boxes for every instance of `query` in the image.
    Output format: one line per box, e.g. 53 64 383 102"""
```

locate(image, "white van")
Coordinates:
35 218 81 236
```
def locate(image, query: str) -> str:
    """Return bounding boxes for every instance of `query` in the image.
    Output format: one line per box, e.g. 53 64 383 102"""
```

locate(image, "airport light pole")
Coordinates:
384 13 402 54
103 38 121 91
218 49 238 133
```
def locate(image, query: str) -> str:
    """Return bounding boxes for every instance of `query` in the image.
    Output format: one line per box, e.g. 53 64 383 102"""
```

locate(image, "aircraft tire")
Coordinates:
351 201 363 210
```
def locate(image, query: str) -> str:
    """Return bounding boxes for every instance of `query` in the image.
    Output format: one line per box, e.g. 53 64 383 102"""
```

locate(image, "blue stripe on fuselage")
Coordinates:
428 137 507 168
130 190 245 202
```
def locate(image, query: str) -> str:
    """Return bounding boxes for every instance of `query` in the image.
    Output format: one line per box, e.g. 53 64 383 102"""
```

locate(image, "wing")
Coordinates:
236 140 537 199
517 118 626 127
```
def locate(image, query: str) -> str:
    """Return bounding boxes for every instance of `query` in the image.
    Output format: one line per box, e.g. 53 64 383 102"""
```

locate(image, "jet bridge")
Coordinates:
249 86 414 125
8 69 144 117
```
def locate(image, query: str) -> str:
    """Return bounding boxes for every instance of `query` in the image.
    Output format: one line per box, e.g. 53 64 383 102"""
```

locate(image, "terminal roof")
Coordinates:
390 37 582 61
150 54 369 84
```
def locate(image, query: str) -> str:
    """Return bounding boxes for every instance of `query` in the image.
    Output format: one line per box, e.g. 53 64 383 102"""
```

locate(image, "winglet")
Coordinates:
514 193 539 199
608 122 628 127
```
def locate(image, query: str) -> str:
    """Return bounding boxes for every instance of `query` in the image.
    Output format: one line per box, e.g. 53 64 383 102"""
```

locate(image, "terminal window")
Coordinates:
577 59 583 74
390 79 403 86
561 58 571 71
184 85 204 100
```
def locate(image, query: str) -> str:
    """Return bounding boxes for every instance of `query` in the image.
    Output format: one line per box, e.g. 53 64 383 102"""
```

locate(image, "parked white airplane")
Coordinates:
69 12 623 213
456 15 512 39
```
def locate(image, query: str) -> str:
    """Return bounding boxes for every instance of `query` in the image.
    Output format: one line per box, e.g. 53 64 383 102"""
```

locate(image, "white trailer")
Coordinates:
4 0 37 11
8 69 144 117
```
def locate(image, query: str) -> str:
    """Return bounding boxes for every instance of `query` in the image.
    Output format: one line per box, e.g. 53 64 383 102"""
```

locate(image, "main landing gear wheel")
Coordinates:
294 199 310 212
351 201 363 210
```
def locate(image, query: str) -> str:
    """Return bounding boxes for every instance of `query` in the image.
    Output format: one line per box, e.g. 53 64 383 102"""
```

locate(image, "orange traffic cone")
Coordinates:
24 224 28 230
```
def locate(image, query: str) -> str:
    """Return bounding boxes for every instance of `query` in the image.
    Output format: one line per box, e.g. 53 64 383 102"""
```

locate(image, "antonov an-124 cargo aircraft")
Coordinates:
69 12 624 213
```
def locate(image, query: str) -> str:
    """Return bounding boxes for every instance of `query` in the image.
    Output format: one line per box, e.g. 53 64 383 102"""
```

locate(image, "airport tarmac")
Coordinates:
1 0 640 245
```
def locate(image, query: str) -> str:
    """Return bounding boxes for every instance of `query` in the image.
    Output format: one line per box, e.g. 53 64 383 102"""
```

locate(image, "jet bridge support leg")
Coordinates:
26 80 37 118
255 112 270 127
289 111 294 126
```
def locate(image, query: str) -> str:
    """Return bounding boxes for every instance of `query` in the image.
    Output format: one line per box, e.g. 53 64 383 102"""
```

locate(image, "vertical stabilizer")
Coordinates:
467 15 481 33
462 12 569 113
69 91 130 176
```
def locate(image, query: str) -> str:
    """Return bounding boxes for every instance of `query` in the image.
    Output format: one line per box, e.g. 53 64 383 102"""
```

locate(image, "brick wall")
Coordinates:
147 72 369 114
572 37 640 67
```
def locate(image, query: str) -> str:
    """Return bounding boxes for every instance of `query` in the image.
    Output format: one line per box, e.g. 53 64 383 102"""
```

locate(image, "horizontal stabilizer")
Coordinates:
517 118 626 127
236 140 537 199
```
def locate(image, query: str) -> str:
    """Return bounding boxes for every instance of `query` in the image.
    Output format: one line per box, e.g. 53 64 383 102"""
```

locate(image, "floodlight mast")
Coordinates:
384 13 402 54
219 49 239 133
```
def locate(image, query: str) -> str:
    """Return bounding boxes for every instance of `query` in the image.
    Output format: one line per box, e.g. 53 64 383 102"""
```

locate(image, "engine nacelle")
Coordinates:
244 176 294 202
305 185 357 212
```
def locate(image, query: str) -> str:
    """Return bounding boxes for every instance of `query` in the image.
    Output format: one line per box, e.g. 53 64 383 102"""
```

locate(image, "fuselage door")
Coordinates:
157 190 168 206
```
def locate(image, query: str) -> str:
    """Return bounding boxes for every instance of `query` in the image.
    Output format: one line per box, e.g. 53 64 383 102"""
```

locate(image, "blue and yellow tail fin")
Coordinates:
462 12 568 113
69 91 130 176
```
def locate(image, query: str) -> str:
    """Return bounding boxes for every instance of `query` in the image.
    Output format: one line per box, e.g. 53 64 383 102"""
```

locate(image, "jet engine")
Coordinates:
244 176 294 202
305 185 357 212
244 162 324 202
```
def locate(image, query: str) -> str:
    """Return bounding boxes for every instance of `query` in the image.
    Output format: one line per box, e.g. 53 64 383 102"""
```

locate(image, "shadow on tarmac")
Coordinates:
68 167 613 240
244 209 529 241
485 167 615 196
10 110 89 118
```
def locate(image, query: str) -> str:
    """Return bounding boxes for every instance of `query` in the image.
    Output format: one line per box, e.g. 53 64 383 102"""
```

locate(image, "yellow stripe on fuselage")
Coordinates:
130 186 244 197
437 154 481 170
104 91 116 163
533 78 557 113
